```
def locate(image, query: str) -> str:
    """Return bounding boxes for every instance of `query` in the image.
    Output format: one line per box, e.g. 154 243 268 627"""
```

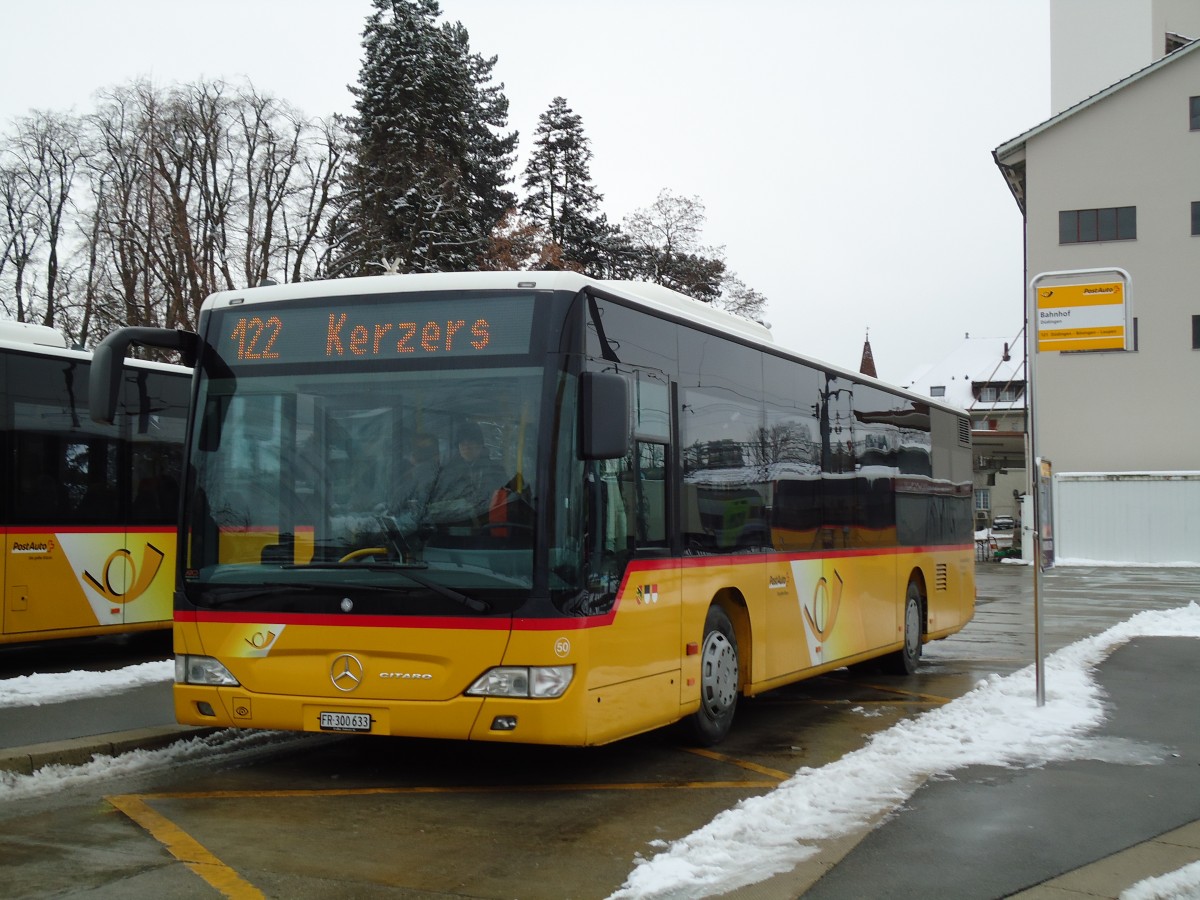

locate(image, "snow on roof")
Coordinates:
901 333 1025 412
0 320 66 348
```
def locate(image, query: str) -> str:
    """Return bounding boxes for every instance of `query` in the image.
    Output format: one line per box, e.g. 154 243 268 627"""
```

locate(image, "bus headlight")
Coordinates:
467 665 573 699
176 655 240 687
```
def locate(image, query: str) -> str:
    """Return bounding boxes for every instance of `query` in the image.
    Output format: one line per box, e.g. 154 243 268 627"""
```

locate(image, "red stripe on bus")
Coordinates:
177 543 973 632
4 525 177 534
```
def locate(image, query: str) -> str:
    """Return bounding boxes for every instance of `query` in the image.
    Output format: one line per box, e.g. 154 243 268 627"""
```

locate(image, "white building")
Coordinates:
992 0 1200 564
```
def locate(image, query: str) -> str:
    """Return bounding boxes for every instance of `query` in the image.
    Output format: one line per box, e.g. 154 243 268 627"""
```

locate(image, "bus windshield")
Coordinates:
184 361 544 613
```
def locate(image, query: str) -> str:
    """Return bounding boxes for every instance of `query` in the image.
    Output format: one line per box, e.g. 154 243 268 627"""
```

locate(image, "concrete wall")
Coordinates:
1054 472 1200 563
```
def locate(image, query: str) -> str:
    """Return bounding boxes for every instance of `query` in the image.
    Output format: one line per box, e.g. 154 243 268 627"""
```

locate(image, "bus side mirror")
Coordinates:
579 372 629 460
89 327 199 424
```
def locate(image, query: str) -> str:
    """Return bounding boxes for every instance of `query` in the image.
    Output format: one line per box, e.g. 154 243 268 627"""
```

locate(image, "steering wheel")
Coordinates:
339 546 390 563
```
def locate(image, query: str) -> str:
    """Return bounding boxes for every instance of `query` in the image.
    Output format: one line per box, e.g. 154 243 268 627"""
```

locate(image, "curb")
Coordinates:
0 726 218 776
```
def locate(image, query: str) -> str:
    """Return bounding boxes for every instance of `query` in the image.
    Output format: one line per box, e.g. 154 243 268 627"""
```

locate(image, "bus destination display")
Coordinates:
219 294 535 365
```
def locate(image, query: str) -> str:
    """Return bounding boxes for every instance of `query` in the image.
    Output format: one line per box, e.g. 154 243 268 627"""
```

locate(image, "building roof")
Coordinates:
993 38 1200 213
902 333 1026 413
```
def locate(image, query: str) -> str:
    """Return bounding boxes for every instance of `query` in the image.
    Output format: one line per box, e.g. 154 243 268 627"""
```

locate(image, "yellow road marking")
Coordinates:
107 775 781 894
758 697 944 706
102 741 853 894
682 747 792 781
107 794 264 899
852 682 953 704
118 779 780 803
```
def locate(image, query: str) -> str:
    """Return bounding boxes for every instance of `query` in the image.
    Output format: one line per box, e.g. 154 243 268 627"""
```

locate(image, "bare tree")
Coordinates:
0 162 42 322
1 77 345 346
0 111 86 329
288 115 346 282
623 189 767 320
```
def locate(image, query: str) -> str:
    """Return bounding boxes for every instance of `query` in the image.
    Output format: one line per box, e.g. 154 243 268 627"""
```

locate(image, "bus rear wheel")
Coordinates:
884 579 924 675
688 605 739 745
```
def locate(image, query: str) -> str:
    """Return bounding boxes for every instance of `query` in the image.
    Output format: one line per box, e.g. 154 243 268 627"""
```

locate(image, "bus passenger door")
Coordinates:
584 383 682 743
120 370 185 627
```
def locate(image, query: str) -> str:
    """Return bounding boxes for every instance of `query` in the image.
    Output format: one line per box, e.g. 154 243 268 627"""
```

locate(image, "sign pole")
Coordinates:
1026 267 1130 707
1024 280 1045 706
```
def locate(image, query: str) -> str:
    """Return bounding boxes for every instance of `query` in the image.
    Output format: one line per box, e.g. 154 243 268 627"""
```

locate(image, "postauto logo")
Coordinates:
12 539 53 554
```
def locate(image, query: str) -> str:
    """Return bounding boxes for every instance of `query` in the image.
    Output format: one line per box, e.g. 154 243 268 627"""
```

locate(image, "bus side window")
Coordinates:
616 441 668 555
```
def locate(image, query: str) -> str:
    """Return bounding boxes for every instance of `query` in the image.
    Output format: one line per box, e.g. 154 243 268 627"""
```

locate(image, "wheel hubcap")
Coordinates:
700 631 736 714
906 596 921 655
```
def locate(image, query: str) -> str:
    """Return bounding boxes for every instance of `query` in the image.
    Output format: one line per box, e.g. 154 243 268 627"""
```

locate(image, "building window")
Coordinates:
999 386 1023 402
1192 201 1200 235
1191 96 1200 130
1193 315 1200 350
975 488 991 511
930 385 945 398
1059 207 1136 243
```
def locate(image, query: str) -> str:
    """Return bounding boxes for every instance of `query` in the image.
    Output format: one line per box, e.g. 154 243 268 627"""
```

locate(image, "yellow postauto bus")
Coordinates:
90 272 975 745
2 321 189 644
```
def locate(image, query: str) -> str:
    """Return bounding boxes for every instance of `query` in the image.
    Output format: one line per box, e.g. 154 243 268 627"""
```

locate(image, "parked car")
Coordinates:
991 515 1016 531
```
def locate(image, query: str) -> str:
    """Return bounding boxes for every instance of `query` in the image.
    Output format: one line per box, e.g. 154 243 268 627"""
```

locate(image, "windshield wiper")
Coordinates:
198 583 320 607
281 561 490 613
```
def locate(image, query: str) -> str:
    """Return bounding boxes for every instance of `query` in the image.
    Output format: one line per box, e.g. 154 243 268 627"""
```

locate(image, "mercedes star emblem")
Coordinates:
330 653 364 692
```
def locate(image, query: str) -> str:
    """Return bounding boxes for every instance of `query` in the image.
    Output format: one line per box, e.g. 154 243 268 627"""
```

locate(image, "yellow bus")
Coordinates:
2 321 189 644
90 273 974 745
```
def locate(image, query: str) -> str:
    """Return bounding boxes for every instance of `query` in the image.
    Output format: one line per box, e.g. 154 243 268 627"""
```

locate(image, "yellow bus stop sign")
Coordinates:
1036 281 1126 352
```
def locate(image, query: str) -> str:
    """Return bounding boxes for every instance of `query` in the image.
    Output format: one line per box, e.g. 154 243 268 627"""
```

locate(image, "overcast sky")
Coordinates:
0 0 1050 382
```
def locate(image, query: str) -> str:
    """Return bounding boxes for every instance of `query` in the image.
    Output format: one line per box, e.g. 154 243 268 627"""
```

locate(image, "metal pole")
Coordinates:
1025 278 1045 707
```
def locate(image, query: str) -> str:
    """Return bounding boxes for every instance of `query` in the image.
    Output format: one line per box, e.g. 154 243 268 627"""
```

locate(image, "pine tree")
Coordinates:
330 0 515 275
449 23 517 260
520 97 609 272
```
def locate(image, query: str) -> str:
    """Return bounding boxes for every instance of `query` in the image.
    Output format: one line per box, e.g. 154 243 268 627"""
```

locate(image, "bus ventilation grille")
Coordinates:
957 417 971 447
936 563 949 592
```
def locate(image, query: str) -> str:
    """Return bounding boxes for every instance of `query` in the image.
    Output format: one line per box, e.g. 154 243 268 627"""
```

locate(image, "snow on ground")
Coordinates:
2 606 1199 898
1058 558 1200 568
1122 859 1200 900
0 658 295 801
0 660 172 708
611 602 1200 899
0 728 292 801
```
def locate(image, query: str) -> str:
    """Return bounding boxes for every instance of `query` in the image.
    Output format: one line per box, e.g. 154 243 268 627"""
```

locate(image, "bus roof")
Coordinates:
0 320 67 348
200 272 967 417
202 271 773 340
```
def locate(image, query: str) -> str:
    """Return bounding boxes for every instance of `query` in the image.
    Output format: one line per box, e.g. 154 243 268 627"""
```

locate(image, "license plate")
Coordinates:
319 711 372 732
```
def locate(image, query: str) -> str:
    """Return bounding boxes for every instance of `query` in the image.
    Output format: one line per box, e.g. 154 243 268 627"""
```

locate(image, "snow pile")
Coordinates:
0 728 293 801
611 603 1200 899
0 660 172 708
1121 860 1200 900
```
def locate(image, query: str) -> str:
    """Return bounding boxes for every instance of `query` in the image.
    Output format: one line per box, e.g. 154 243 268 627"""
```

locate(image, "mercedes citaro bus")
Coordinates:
90 272 975 745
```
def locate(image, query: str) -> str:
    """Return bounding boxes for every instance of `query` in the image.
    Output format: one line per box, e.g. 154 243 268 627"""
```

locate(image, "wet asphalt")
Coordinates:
799 635 1200 899
1 565 1198 898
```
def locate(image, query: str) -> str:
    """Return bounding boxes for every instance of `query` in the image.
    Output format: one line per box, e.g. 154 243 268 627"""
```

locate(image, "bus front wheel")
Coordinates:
884 579 924 675
688 605 739 745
